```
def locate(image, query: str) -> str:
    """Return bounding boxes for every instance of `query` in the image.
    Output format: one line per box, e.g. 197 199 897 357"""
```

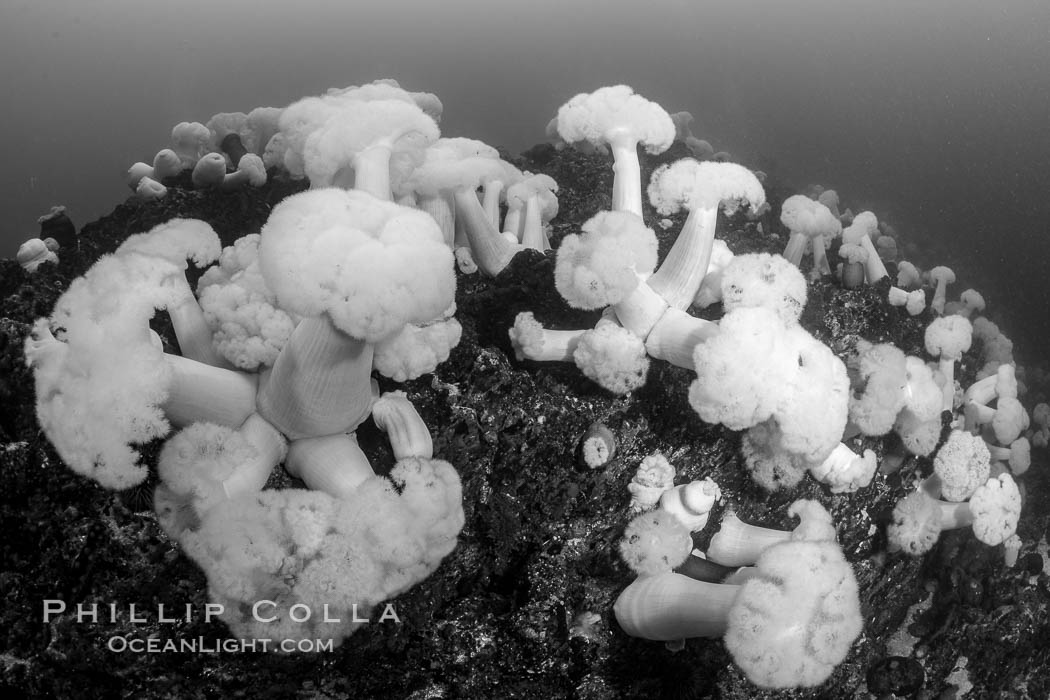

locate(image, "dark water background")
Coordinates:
2 0 1047 353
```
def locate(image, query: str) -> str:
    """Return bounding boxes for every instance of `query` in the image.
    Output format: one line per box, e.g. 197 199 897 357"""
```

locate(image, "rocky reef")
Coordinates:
1 144 1048 699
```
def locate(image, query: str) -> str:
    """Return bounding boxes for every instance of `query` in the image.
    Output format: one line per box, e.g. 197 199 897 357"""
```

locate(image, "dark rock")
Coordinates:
867 656 926 696
1021 552 1043 576
37 206 77 248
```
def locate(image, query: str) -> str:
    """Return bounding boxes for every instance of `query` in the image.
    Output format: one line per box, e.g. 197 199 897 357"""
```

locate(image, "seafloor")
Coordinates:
1 142 1048 699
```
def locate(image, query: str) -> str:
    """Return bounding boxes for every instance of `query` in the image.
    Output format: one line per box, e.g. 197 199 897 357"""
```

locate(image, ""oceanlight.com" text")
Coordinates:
106 636 337 653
